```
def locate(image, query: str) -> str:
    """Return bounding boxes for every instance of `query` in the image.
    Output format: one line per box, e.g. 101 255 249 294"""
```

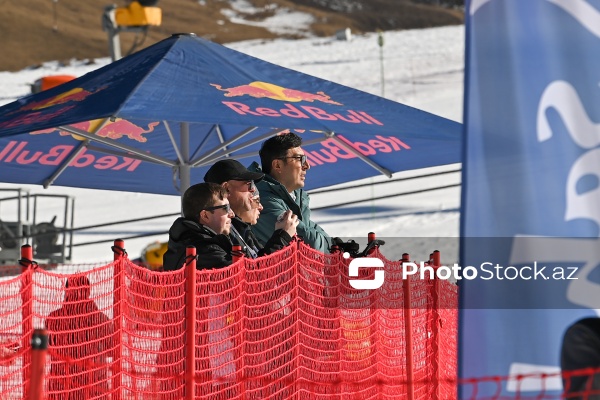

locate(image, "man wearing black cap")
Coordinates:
204 159 298 258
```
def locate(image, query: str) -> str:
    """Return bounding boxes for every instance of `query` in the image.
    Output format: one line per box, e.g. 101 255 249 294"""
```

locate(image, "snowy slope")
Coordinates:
0 25 464 266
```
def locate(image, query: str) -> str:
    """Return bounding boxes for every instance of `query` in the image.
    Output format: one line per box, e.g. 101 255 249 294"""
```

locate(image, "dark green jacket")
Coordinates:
248 162 331 253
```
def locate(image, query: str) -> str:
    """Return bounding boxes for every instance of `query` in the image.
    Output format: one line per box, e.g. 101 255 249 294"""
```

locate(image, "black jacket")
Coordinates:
230 216 292 258
162 217 293 271
163 217 233 271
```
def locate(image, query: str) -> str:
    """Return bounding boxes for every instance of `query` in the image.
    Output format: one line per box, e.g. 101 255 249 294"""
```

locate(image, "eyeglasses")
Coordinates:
203 203 231 214
279 155 308 165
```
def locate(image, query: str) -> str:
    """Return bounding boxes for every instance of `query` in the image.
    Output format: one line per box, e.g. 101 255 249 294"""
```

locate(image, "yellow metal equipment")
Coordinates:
102 1 162 61
115 1 161 27
140 241 168 270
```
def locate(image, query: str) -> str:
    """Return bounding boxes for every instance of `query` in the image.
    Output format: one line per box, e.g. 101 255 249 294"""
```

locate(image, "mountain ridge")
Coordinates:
0 0 463 72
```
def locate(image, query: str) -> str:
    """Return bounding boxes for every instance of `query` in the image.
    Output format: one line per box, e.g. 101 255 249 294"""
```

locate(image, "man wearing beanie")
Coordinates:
204 159 298 258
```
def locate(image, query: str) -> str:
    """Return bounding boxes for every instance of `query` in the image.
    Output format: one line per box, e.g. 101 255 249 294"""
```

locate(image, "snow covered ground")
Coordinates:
0 25 464 267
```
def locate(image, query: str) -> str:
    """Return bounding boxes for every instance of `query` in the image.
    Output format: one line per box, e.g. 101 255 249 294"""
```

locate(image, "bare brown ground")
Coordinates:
0 0 462 72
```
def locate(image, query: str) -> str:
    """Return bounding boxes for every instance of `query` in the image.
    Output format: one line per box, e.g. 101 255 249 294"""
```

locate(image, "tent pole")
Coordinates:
59 125 175 166
180 122 191 194
191 126 258 166
164 121 185 165
328 132 393 178
43 141 89 188
215 125 229 158
189 124 217 161
213 137 322 163
193 128 289 167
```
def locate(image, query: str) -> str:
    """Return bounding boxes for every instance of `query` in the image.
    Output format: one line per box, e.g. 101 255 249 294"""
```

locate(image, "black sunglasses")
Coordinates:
203 203 231 213
279 155 308 165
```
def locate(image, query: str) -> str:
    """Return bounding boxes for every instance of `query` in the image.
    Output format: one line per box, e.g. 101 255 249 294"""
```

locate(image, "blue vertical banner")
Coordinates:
461 0 600 397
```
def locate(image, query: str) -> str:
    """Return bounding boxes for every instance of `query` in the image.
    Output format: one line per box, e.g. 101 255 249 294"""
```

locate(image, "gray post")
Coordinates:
102 5 122 62
378 30 385 98
180 122 191 194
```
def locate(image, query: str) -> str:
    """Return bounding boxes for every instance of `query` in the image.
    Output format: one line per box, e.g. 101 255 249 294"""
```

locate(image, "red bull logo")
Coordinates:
31 118 160 143
269 131 410 167
211 82 342 105
0 107 75 130
0 140 141 172
305 135 410 167
0 86 108 131
210 81 384 127
20 87 104 112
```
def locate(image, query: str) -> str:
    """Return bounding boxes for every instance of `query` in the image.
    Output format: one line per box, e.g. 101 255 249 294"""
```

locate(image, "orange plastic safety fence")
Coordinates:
458 367 600 399
1 242 460 399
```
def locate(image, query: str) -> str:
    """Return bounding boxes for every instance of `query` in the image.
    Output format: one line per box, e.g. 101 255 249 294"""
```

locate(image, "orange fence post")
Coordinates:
184 246 197 400
431 250 441 269
28 329 48 400
20 244 34 400
112 239 125 400
367 232 376 255
401 253 415 400
368 231 381 391
292 239 300 398
239 280 246 398
431 250 441 400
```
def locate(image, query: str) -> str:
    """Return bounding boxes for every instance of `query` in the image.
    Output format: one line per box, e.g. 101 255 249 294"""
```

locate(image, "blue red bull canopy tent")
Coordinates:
0 33 461 195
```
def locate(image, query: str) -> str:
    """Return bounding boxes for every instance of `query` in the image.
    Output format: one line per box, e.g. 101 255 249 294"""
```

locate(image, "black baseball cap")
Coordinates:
204 159 264 184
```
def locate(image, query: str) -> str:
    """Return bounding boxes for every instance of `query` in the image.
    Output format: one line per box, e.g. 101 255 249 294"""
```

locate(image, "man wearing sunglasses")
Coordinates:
237 183 263 226
204 159 298 259
248 132 331 253
163 182 238 270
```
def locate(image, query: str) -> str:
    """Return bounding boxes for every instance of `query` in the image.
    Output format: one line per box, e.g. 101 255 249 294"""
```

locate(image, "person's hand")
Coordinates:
275 210 299 237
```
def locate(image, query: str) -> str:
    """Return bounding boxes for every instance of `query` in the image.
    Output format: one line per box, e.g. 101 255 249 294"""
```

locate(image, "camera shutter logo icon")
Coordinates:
348 258 385 290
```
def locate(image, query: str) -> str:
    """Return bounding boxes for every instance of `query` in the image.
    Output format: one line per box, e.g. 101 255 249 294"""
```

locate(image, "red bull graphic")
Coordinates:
23 87 102 112
210 81 386 127
222 102 383 126
210 82 342 105
304 135 410 167
31 119 160 143
0 86 107 130
0 107 76 130
0 140 141 172
281 88 342 105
